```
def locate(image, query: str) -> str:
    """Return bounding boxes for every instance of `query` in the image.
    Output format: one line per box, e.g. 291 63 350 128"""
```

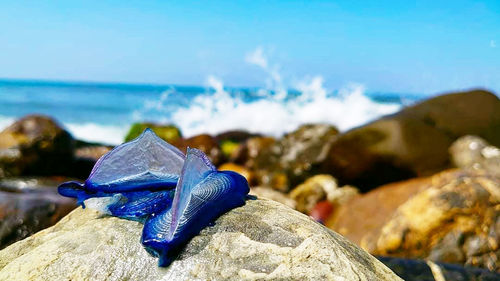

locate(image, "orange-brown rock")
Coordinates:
218 163 254 184
173 134 223 166
328 168 500 271
327 175 433 247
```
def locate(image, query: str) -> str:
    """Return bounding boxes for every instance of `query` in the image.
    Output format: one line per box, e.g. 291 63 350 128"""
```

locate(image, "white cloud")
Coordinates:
491 40 497 48
245 46 286 99
245 46 268 68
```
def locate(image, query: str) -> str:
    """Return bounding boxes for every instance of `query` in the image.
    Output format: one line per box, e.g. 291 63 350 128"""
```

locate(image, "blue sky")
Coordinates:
0 0 499 94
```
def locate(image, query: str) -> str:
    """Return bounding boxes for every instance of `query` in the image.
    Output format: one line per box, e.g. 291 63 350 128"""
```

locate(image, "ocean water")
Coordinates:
0 78 422 145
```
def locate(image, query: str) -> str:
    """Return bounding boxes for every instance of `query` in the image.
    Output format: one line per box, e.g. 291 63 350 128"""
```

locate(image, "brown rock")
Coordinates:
218 163 254 184
327 175 432 246
174 134 224 166
241 124 339 191
323 89 500 191
233 136 277 168
0 177 76 249
0 115 74 177
214 130 260 160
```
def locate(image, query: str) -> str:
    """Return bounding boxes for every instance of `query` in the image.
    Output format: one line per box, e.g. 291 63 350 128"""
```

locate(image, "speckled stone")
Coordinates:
0 199 400 281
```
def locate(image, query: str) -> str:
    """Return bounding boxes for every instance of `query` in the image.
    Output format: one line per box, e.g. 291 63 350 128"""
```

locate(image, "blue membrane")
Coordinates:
84 128 185 192
58 131 249 267
141 148 250 267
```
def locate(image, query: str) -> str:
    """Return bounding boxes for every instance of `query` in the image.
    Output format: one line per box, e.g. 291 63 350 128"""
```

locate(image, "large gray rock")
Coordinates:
0 199 400 281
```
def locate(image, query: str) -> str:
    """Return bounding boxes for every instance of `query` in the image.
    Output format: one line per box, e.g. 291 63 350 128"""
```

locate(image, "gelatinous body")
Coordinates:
142 148 250 266
58 129 184 218
85 128 185 192
58 130 249 267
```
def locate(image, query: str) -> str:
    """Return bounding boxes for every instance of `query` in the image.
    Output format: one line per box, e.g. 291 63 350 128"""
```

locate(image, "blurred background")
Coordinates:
0 1 499 279
1 1 498 144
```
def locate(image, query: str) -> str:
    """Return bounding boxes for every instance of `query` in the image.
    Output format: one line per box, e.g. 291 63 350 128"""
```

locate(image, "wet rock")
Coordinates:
242 124 339 191
278 124 339 184
214 130 260 159
378 256 500 281
173 134 224 166
323 90 500 191
124 122 182 143
233 136 277 168
0 199 401 281
0 177 76 249
290 175 338 214
450 135 500 177
328 168 500 271
0 115 74 177
289 175 357 214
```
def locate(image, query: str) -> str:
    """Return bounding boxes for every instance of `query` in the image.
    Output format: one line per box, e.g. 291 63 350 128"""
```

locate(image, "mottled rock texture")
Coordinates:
241 124 339 191
290 174 358 214
0 199 400 281
173 134 224 166
330 169 500 272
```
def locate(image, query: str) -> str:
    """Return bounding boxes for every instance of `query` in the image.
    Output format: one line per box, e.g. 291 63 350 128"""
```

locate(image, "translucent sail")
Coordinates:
85 128 185 192
142 148 249 266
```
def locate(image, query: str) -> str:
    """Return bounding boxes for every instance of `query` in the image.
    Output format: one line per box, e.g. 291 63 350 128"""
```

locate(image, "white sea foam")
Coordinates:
0 116 15 131
131 47 402 138
167 79 401 137
65 123 128 145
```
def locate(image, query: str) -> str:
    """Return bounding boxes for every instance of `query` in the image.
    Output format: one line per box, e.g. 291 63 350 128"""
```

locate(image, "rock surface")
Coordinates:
323 90 500 190
0 177 76 249
450 135 500 177
242 124 339 191
0 199 401 281
0 115 74 178
290 174 358 214
124 122 182 143
173 134 224 166
329 169 500 272
378 256 500 281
